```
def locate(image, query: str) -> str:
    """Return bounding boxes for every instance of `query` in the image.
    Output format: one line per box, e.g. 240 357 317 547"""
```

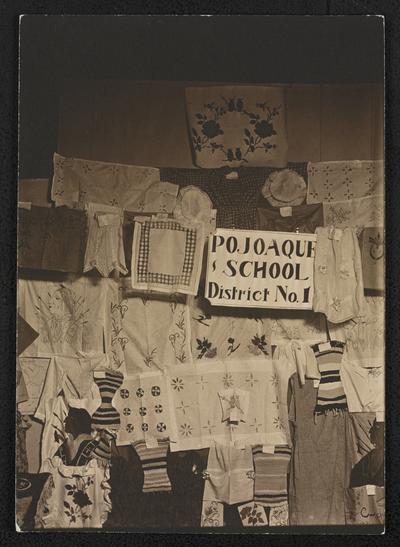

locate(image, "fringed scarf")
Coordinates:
312 340 348 416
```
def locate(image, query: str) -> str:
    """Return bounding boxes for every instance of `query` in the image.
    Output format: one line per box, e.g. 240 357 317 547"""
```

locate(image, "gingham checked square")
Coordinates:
137 220 197 286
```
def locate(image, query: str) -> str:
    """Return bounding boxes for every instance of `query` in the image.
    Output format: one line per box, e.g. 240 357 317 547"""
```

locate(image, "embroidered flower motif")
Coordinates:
171 377 184 392
227 336 240 356
151 385 161 397
120 389 129 399
202 119 224 139
126 423 134 433
222 373 234 388
141 423 149 432
254 119 276 139
136 388 144 398
154 404 163 414
139 407 147 417
318 264 328 275
202 501 221 527
239 504 266 525
196 337 217 359
368 367 383 378
157 422 166 432
248 334 269 356
143 348 157 368
180 423 193 437
273 416 284 430
330 297 342 312
270 373 279 387
123 408 131 416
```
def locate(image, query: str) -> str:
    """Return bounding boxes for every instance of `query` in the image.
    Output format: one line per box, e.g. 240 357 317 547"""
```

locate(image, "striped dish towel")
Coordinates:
252 445 291 507
312 340 348 415
133 439 171 493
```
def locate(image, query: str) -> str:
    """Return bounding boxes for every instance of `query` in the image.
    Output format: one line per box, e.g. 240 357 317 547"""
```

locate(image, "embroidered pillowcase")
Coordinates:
185 86 288 168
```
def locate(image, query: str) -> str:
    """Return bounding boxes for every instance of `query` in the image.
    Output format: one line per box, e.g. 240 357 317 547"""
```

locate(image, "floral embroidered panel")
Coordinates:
115 371 173 446
35 457 111 528
131 219 204 295
264 310 327 346
51 153 178 213
359 227 384 291
185 86 288 168
323 194 384 229
307 160 384 204
118 289 192 375
190 295 271 362
18 276 118 358
168 360 290 452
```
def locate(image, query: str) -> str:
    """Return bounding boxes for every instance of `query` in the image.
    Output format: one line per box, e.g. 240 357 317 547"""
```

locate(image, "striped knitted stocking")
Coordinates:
92 369 124 430
132 439 171 493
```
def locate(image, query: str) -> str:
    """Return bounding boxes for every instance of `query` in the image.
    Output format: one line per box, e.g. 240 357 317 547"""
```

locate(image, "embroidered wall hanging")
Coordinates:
306 160 384 204
51 153 178 213
119 290 192 375
185 86 288 168
115 371 173 447
322 194 384 230
359 227 384 291
18 276 117 358
168 360 290 453
131 219 204 295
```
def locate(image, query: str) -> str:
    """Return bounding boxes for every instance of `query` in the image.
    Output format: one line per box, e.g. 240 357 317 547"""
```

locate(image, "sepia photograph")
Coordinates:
16 15 384 532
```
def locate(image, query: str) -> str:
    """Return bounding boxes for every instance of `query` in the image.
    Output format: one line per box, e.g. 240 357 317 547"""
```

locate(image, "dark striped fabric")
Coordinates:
252 445 292 507
312 340 348 415
92 370 124 430
133 439 171 493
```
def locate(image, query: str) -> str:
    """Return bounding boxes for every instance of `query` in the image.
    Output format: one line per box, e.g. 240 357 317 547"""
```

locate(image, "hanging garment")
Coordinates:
312 340 348 415
256 202 323 233
306 160 384 204
118 288 192 374
17 314 39 355
341 361 384 413
18 205 87 273
288 374 349 525
35 457 111 528
115 371 173 446
168 360 290 452
56 438 101 466
323 194 384 230
83 203 127 277
273 340 320 387
161 163 308 230
190 295 272 362
16 411 31 473
131 218 204 295
344 486 385 525
132 439 171 493
266 310 327 346
359 227 384 291
313 227 365 323
202 443 254 505
18 358 51 415
34 355 102 422
18 276 118 358
51 153 179 213
238 502 268 526
39 396 69 472
330 296 384 368
91 369 124 431
252 445 291 508
185 86 288 168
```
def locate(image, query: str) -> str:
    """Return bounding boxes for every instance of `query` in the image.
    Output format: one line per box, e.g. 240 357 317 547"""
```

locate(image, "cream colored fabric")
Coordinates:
84 203 127 277
185 86 287 168
323 194 384 230
18 357 51 415
18 277 118 358
341 360 384 413
35 457 111 528
307 160 383 204
313 227 365 323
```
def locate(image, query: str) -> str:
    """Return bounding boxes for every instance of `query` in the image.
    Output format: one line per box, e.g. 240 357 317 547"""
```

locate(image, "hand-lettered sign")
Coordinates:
205 229 316 309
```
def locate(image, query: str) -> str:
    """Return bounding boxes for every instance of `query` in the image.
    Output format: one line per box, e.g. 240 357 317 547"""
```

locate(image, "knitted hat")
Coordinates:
261 169 307 207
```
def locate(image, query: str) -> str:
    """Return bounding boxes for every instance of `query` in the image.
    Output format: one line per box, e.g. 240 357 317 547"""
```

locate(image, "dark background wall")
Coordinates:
19 15 384 178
